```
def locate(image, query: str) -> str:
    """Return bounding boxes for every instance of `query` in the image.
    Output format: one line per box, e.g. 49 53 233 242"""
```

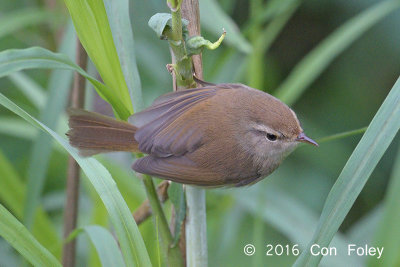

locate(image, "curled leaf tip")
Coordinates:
210 30 226 50
186 31 226 56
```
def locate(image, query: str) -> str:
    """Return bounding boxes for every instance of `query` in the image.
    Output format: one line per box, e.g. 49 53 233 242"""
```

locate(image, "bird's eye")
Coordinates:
266 133 277 141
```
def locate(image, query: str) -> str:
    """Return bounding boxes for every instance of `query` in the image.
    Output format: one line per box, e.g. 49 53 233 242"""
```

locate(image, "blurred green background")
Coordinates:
0 0 399 266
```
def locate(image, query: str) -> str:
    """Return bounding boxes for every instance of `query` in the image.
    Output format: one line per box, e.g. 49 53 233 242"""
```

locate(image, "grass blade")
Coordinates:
274 0 400 105
104 0 144 112
369 144 400 266
234 185 362 266
294 77 400 266
0 150 61 258
0 8 53 39
0 93 151 267
63 0 133 116
23 22 75 229
0 46 131 120
0 117 37 139
0 203 61 267
69 225 126 267
8 72 46 109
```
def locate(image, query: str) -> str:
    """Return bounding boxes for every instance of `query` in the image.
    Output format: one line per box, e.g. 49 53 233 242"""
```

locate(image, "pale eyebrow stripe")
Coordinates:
252 123 286 138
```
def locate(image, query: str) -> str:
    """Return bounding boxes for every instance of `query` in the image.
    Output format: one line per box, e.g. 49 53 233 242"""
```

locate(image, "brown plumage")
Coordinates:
67 83 317 187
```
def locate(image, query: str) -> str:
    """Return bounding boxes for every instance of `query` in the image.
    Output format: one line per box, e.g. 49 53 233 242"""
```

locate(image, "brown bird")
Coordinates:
67 83 317 187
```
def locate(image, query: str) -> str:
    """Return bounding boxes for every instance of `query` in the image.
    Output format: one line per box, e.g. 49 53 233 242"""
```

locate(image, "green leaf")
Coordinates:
63 0 133 116
0 117 37 140
68 225 126 267
0 150 62 258
294 76 400 266
249 0 300 27
247 1 299 89
148 13 189 40
23 22 75 230
0 8 54 39
8 72 46 109
0 92 151 267
200 0 252 54
369 143 400 267
233 185 362 266
0 203 61 267
274 0 400 106
168 183 186 247
0 46 131 119
104 0 144 112
347 204 383 246
186 31 226 56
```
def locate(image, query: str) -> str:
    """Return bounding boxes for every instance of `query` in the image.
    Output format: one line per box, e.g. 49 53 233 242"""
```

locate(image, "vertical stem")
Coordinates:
62 39 87 267
181 1 208 266
141 175 183 266
185 186 207 266
169 8 196 89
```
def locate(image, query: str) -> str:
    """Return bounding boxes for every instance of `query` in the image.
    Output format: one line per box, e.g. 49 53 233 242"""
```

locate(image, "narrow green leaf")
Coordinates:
0 8 54 39
69 225 126 267
23 22 75 229
274 0 400 105
0 150 62 258
104 0 144 111
369 144 400 267
0 46 131 120
294 77 400 266
252 0 299 26
247 1 299 89
200 0 252 54
168 183 186 246
63 0 133 116
0 117 37 139
347 204 383 247
0 93 151 267
8 72 46 109
0 203 61 267
234 186 362 266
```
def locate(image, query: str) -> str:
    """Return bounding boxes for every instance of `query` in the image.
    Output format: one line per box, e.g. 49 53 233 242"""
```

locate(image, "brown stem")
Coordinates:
180 1 205 264
182 0 203 80
62 39 87 267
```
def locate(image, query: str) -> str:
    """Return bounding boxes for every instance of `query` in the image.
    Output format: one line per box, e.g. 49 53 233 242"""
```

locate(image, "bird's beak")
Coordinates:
296 132 319 146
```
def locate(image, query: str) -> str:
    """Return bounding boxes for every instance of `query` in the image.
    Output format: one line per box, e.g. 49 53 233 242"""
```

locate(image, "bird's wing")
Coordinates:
131 87 220 157
132 156 226 186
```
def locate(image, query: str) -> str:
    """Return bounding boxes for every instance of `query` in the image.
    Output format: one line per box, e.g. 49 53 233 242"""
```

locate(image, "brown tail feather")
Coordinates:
67 108 139 156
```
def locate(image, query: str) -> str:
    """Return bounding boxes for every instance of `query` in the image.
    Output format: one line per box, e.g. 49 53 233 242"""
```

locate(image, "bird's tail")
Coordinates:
67 108 139 156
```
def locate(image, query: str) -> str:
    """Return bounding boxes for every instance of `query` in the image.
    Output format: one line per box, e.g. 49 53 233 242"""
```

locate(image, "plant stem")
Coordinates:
180 1 208 266
133 181 170 225
62 39 87 267
141 174 183 266
317 126 367 144
168 8 196 89
185 186 207 266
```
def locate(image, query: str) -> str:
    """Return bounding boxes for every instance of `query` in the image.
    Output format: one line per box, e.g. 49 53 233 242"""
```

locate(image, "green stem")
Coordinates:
141 175 183 266
168 10 196 89
316 127 367 144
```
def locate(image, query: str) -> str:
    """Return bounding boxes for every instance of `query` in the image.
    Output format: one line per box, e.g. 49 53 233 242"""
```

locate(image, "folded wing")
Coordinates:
131 87 219 157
